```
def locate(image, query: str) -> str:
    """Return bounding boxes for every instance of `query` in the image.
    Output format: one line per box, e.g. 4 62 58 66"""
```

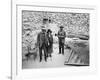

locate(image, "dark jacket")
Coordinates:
37 31 48 48
47 33 53 54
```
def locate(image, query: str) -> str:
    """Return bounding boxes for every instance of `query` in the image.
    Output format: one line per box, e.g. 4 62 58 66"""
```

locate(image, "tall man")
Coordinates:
57 26 66 55
37 26 48 62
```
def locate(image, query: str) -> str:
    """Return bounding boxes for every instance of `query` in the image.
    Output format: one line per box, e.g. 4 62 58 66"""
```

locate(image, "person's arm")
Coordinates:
60 31 66 38
64 31 66 38
46 33 49 46
57 31 61 38
51 35 53 43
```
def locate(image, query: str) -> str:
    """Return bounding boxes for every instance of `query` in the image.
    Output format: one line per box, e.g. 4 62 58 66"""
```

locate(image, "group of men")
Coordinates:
37 18 66 62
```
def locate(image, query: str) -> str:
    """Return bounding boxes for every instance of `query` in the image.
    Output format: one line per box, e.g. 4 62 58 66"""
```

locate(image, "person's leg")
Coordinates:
46 46 48 57
39 47 42 62
60 42 62 54
59 42 61 54
43 44 47 62
49 45 52 57
62 43 64 55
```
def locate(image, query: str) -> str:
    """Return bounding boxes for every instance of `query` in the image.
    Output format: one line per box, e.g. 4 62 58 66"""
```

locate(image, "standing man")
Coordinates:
37 26 48 62
57 26 66 55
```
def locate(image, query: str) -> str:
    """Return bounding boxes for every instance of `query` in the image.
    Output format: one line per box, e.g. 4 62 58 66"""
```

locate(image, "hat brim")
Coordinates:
60 27 64 28
47 30 52 33
42 28 46 30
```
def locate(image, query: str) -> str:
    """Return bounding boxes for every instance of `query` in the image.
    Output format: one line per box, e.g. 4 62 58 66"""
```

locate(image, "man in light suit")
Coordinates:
57 26 66 55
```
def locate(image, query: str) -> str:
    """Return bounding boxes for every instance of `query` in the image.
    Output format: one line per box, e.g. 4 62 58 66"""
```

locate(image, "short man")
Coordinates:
37 26 48 62
57 26 66 55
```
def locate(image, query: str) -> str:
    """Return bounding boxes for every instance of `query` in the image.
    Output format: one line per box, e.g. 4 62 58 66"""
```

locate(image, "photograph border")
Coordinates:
11 2 97 80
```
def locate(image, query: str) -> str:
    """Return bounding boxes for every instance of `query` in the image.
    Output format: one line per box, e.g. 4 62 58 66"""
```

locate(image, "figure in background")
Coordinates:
37 26 48 62
56 26 66 55
47 29 53 57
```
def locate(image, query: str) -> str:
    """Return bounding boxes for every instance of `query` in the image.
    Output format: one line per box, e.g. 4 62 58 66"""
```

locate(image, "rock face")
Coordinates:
22 11 89 60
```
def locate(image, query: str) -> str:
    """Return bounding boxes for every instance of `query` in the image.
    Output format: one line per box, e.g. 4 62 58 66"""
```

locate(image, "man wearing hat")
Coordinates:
57 26 66 55
37 26 48 62
43 18 49 24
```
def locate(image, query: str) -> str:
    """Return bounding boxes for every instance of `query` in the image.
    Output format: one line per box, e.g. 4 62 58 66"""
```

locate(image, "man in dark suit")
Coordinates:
37 26 48 62
57 26 66 55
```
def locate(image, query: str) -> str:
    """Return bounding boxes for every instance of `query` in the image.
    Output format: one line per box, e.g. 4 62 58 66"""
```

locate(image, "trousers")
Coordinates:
39 43 47 62
59 42 64 54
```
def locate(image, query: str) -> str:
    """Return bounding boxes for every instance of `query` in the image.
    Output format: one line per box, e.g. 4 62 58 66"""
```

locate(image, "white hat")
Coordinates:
41 26 46 30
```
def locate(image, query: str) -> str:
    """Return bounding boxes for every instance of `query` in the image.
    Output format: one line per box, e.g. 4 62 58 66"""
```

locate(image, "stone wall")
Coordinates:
22 10 89 56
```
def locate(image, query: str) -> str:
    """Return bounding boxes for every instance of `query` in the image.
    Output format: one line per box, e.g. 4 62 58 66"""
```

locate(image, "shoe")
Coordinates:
62 53 64 55
39 59 42 62
45 60 47 62
45 58 47 62
50 55 52 57
59 53 61 54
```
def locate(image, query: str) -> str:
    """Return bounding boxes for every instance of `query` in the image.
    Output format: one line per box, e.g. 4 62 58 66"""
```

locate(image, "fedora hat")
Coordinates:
60 26 64 28
47 29 52 33
41 26 46 30
43 18 48 22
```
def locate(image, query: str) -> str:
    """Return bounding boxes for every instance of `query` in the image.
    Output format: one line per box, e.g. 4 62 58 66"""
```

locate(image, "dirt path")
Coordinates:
22 43 70 69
